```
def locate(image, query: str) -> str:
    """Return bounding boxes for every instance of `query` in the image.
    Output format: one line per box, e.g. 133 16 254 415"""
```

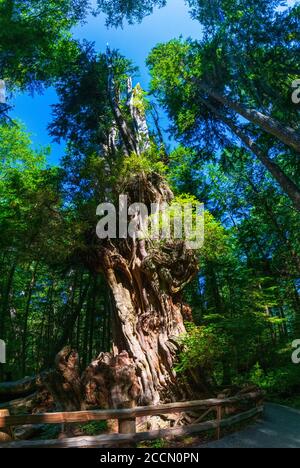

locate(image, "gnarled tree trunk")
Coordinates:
45 177 201 410
86 175 199 406
46 58 203 411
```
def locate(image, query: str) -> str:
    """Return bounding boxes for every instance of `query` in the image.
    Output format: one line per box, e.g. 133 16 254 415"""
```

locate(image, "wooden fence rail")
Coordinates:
0 391 263 448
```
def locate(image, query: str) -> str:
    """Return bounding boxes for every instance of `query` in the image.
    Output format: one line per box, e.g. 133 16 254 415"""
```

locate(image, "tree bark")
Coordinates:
0 394 37 415
44 173 201 409
82 171 200 406
42 348 84 412
0 409 13 442
107 55 139 156
21 263 38 376
0 376 37 401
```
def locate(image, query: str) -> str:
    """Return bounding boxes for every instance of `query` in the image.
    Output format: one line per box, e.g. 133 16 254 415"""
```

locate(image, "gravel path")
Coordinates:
201 403 300 448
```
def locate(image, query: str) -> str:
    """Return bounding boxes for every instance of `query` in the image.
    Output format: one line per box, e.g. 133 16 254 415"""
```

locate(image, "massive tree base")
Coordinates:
76 173 204 407
40 172 208 410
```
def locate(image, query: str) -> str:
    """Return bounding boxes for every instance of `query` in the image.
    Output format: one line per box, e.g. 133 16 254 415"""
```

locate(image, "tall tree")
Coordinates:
47 48 204 409
147 34 300 210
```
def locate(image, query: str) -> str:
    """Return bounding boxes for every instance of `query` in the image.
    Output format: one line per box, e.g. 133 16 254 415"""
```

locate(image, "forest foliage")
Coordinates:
0 0 299 402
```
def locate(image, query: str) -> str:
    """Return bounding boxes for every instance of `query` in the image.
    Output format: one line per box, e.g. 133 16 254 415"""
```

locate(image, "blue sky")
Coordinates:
11 0 201 165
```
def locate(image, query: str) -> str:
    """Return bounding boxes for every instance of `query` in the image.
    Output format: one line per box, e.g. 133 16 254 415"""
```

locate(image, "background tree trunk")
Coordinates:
199 82 300 153
199 96 300 211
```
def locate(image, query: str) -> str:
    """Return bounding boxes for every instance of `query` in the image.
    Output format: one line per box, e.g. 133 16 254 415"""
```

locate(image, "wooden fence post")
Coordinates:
118 401 136 448
216 405 222 441
0 409 13 442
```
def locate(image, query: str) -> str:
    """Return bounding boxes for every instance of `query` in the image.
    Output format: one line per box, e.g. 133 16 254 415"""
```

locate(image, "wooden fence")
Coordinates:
0 391 263 448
